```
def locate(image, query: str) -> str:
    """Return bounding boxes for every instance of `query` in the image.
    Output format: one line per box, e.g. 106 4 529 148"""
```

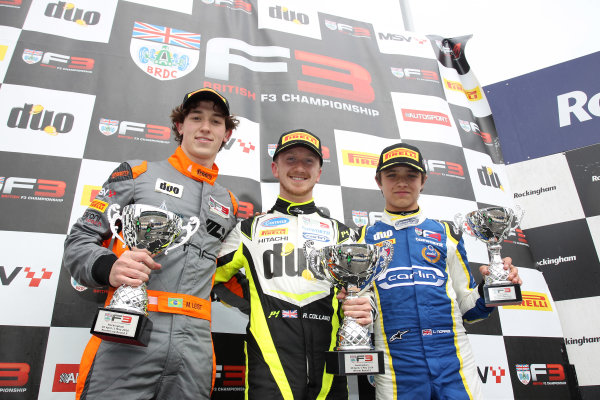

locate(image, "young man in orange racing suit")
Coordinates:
213 129 374 399
63 88 239 400
357 143 522 400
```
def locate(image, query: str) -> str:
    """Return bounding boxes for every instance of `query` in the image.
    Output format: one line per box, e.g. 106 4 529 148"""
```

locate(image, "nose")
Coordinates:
199 119 211 132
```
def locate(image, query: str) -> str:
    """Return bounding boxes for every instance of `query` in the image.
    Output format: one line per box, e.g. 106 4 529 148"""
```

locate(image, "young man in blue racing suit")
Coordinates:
357 143 521 400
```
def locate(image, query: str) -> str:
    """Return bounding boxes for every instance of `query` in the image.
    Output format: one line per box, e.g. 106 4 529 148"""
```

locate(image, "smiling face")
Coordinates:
376 165 427 212
177 100 232 168
272 146 322 203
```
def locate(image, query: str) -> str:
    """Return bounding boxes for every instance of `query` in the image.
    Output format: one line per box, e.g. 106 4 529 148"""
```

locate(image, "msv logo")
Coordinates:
376 266 445 289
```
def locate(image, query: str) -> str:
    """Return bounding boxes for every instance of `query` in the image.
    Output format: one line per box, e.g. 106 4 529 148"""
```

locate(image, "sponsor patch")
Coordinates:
89 199 108 213
259 228 288 237
155 178 183 198
208 196 230 218
261 217 289 227
302 232 329 242
422 245 441 263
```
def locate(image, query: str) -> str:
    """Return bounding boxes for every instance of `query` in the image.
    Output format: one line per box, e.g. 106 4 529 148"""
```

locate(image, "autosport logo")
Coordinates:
376 266 445 289
261 217 289 227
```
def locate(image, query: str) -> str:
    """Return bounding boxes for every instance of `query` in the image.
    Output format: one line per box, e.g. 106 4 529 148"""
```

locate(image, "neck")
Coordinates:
181 146 216 170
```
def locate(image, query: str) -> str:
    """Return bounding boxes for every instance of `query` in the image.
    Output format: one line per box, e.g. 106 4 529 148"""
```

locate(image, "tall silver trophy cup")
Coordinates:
303 241 393 375
454 206 523 306
91 204 199 346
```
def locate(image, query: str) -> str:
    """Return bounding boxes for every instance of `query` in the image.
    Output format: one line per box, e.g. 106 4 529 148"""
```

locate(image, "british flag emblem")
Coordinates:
132 22 200 50
282 310 298 318
130 21 200 81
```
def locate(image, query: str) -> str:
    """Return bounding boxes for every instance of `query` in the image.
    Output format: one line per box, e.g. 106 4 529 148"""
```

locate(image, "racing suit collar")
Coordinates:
270 196 319 216
382 207 426 230
168 146 219 185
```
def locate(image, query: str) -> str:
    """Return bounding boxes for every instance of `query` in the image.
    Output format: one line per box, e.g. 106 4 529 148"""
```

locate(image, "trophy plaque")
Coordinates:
455 206 523 306
304 241 393 375
90 203 199 346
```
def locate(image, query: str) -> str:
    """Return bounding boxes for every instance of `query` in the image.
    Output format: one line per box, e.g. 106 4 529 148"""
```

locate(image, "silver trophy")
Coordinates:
303 241 393 375
454 206 523 306
91 203 199 346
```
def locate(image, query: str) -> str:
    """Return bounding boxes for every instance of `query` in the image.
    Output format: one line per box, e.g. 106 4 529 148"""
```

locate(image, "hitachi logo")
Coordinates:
536 255 576 266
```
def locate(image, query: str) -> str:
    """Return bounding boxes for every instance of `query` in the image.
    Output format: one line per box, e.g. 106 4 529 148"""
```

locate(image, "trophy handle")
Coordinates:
107 204 126 248
303 240 327 280
453 213 468 236
512 205 524 229
356 241 394 296
164 216 200 255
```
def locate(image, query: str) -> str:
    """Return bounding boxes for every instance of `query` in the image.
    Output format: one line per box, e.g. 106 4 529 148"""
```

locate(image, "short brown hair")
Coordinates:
170 100 240 146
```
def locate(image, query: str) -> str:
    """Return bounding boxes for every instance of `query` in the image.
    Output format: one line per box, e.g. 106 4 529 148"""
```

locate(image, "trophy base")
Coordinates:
91 307 153 347
325 350 384 375
483 283 522 307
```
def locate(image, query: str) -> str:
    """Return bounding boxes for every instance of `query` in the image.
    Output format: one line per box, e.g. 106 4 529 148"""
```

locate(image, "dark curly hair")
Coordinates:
170 99 240 147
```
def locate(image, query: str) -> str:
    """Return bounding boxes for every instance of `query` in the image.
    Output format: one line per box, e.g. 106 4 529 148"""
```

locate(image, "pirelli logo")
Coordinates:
342 150 378 168
383 148 419 163
89 199 108 213
281 132 319 147
464 87 482 101
444 78 464 92
259 228 288 237
502 292 553 311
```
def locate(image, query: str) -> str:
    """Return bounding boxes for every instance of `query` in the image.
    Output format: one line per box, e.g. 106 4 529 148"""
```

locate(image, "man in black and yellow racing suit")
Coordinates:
214 129 374 400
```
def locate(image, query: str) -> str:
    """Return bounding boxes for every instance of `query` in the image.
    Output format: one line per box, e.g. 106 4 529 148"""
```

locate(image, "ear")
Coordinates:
271 161 279 179
223 129 233 144
315 167 322 184
175 122 182 134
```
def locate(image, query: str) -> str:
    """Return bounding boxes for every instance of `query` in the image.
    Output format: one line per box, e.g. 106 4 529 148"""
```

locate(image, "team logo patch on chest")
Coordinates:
208 196 230 218
422 245 441 263
155 178 183 198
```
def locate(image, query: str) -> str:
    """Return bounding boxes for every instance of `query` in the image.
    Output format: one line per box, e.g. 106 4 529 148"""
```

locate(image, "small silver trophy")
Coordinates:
303 241 393 375
90 203 199 346
454 206 523 306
